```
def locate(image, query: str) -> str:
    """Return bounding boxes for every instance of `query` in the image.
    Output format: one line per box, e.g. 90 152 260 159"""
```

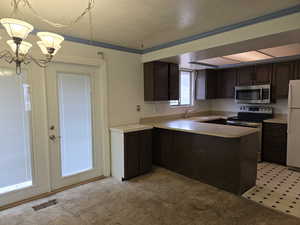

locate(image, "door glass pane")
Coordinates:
58 73 93 177
0 70 32 194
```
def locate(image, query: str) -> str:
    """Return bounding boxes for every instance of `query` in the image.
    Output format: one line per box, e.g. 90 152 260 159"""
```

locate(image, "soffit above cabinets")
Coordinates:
259 43 300 57
192 43 300 68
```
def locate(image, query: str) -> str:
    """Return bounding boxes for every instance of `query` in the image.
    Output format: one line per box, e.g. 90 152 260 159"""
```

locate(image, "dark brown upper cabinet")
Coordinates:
195 69 218 100
168 63 180 100
272 61 295 99
236 66 255 86
254 64 273 85
144 61 179 101
217 68 237 98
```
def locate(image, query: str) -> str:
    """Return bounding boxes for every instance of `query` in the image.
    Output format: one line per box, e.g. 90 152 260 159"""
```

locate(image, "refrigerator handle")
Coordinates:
287 84 292 134
288 83 292 108
287 109 291 134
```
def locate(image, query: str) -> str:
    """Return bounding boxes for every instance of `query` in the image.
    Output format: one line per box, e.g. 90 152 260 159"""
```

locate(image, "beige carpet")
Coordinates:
1 167 300 225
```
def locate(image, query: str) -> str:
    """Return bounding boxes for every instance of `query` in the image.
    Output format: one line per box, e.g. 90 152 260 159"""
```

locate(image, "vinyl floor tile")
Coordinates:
243 162 300 218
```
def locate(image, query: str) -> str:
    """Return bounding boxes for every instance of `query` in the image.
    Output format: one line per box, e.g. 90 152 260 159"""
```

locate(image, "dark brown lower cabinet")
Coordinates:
124 130 152 180
262 123 287 166
152 128 258 195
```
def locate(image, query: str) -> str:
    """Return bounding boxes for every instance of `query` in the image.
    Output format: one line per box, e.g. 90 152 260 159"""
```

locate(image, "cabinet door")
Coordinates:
171 131 191 175
139 130 152 174
262 123 287 166
206 70 218 99
154 62 169 101
169 63 179 100
124 132 140 179
273 62 294 99
294 60 300 80
153 128 172 166
217 68 236 98
237 66 255 86
254 64 272 84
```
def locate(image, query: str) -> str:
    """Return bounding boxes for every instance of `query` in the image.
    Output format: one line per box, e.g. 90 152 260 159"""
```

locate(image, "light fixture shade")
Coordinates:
37 41 61 56
37 32 64 49
0 68 14 76
0 18 33 39
7 40 32 55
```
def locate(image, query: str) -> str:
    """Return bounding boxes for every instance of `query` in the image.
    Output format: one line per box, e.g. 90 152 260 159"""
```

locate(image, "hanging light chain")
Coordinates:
10 0 95 28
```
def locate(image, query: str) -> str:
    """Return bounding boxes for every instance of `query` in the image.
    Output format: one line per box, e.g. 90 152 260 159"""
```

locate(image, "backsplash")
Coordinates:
141 98 288 122
143 100 210 117
210 99 288 114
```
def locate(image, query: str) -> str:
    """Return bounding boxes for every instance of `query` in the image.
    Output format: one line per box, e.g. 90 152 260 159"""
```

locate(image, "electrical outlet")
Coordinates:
136 105 141 112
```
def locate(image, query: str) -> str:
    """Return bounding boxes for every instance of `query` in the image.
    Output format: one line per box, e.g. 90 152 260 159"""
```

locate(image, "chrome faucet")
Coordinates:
184 109 193 118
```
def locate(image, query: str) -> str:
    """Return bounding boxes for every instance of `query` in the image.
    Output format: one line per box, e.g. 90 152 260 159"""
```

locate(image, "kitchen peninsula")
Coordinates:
111 116 259 195
151 117 259 195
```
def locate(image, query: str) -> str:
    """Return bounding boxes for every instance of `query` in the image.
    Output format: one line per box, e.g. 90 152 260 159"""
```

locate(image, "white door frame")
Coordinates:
0 62 51 207
53 56 110 177
0 55 110 207
46 63 104 189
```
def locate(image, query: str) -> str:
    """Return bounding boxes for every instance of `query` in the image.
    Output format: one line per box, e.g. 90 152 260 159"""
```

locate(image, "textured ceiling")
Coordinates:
0 0 299 50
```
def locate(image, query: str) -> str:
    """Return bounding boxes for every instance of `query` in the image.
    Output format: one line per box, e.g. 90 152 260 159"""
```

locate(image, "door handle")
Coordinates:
49 135 56 141
49 135 61 141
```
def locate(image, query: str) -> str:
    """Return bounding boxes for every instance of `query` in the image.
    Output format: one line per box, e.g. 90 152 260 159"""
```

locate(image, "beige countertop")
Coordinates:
152 119 258 138
264 116 287 124
111 115 258 138
110 124 153 133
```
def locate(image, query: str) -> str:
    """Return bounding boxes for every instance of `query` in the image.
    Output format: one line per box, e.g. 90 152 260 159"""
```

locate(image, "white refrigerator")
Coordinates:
287 80 300 169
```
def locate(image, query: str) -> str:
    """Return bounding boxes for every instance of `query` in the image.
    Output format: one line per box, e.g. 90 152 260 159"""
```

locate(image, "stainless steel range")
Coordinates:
227 105 273 162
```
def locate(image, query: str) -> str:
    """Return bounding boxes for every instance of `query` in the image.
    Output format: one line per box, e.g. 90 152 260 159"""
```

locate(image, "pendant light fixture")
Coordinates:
0 18 64 74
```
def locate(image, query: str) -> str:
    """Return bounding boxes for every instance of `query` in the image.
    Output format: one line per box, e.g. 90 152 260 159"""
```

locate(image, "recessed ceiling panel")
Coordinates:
198 57 239 66
260 44 300 57
224 51 272 62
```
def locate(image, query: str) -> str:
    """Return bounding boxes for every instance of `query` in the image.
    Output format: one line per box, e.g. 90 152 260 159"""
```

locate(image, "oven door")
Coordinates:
235 86 262 104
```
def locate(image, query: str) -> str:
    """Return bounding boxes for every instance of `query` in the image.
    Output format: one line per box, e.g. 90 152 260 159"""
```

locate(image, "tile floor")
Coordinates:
243 162 300 218
1 167 300 225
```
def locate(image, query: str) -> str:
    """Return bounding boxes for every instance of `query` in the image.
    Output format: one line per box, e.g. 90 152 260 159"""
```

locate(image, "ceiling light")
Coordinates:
37 41 61 56
37 32 64 49
0 68 14 76
0 18 64 75
7 40 32 55
260 44 300 57
224 51 272 62
198 57 239 66
0 18 33 40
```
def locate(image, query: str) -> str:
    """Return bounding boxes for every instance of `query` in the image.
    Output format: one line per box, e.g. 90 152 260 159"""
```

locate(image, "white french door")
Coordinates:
46 63 102 190
0 64 50 207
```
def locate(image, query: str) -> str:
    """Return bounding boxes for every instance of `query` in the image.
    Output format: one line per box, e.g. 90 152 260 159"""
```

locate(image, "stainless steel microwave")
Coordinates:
235 84 271 104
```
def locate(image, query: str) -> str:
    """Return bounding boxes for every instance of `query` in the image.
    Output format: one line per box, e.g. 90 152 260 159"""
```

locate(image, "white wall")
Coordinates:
210 98 288 114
